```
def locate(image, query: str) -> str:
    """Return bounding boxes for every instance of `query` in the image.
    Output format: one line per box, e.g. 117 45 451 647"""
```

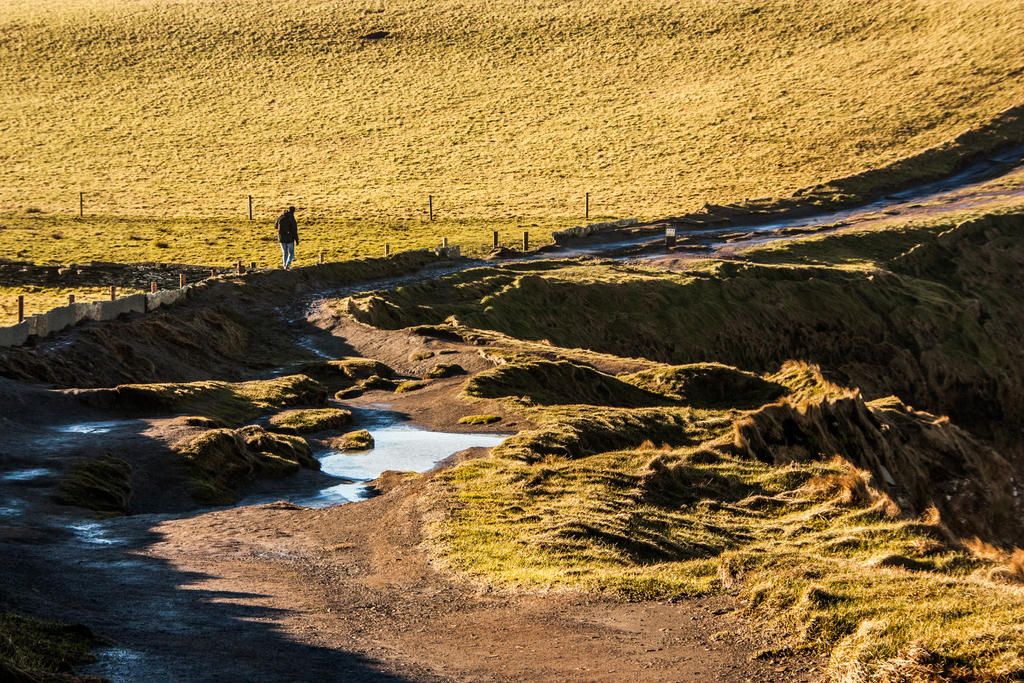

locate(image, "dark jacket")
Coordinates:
276 210 298 243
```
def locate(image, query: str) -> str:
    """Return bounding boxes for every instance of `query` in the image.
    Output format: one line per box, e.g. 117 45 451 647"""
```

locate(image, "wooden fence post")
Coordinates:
429 195 434 221
17 295 24 323
79 192 84 218
236 260 243 275
150 281 157 293
492 231 499 249
68 294 75 305
319 250 325 264
179 273 186 288
110 286 116 301
522 231 529 251
248 195 253 221
442 237 448 248
250 261 256 271
585 192 590 219
385 244 391 257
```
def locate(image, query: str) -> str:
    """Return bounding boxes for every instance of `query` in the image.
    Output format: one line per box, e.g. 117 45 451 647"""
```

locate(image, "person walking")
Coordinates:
275 206 299 269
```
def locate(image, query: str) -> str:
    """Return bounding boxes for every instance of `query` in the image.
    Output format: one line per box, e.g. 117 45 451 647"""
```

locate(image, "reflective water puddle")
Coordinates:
293 424 506 507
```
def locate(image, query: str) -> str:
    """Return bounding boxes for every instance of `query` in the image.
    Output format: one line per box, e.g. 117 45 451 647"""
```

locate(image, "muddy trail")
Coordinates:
2 152 1024 682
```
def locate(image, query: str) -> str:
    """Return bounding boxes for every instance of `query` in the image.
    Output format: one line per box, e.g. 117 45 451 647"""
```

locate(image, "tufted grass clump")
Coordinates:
459 414 501 425
268 407 352 434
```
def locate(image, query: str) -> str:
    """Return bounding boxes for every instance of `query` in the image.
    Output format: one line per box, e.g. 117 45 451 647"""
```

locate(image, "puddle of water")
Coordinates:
1 468 52 481
84 647 152 680
295 425 506 507
0 499 23 517
53 420 131 435
68 520 126 546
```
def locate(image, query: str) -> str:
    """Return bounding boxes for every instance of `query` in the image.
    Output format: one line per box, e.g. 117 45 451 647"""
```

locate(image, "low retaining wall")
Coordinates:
0 245 463 349
551 218 639 243
1 287 199 348
0 321 30 347
433 245 461 258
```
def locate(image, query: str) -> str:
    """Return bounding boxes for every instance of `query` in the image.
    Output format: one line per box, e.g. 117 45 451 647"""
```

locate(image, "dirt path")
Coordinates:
0 331 823 681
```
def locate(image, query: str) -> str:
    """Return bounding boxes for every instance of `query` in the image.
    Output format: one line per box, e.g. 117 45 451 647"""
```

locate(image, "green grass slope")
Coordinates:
0 0 1022 267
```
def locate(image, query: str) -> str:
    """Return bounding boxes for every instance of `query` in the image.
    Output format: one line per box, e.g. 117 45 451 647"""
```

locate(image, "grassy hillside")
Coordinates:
0 0 1022 267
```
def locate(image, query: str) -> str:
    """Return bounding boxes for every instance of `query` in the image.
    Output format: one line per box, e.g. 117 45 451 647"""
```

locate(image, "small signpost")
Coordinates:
666 226 676 248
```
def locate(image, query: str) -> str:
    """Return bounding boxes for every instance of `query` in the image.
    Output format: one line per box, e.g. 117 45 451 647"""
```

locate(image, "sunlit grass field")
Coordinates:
0 0 1022 268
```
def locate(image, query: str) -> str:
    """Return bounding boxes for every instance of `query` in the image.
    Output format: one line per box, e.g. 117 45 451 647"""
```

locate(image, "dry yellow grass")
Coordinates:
0 0 1022 262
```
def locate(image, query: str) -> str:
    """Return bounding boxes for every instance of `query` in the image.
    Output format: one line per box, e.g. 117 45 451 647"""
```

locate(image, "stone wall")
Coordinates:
551 218 639 243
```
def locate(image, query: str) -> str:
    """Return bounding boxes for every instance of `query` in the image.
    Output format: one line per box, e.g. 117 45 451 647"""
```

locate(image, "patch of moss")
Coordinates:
395 380 426 393
336 429 374 451
0 611 104 680
268 408 352 434
82 374 328 426
53 455 131 517
177 426 317 505
423 363 465 379
459 414 502 425
409 351 435 361
172 415 224 428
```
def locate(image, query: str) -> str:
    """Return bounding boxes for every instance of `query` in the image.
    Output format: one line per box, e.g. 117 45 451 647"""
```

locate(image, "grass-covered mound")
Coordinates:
463 359 667 407
78 374 327 426
734 392 1019 545
268 408 352 434
336 429 374 451
0 611 104 682
429 372 1024 681
459 414 501 425
423 363 465 379
492 405 702 464
53 455 132 517
622 362 787 409
296 358 394 392
344 209 1024 445
177 425 317 504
